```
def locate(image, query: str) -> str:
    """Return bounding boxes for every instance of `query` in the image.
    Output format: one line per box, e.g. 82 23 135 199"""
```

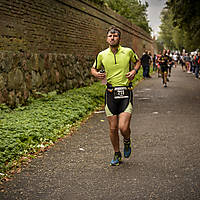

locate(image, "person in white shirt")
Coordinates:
172 53 178 68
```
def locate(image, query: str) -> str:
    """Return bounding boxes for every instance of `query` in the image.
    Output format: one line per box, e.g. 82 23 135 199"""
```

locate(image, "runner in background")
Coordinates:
167 50 173 77
180 54 186 71
153 54 157 72
158 49 170 87
156 51 162 78
184 53 191 73
172 52 178 68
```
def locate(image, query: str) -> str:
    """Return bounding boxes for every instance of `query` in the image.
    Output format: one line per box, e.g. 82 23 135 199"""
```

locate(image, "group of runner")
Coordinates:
149 49 174 87
141 49 177 87
180 52 200 79
154 49 176 87
152 49 200 87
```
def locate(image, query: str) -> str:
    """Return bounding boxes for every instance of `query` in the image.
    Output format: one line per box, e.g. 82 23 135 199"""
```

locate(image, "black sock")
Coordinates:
115 151 121 156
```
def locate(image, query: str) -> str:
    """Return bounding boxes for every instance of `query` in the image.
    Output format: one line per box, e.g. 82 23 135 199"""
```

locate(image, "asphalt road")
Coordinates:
0 66 200 200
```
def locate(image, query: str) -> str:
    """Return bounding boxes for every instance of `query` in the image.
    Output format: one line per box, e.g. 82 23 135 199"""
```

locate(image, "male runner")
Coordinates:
167 50 173 77
91 26 141 166
158 49 170 87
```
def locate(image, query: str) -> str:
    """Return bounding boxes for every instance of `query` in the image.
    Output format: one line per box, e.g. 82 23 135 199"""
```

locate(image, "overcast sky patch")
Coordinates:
140 0 167 37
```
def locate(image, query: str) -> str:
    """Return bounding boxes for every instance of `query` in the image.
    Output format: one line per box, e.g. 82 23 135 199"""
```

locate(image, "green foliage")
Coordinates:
88 0 105 5
105 0 151 33
159 9 176 50
0 70 144 178
159 8 186 52
165 0 200 51
89 0 151 34
0 82 105 175
132 67 144 87
172 27 184 51
155 39 164 53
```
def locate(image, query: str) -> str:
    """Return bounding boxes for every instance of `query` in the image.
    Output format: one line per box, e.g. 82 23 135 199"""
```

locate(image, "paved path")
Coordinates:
0 66 200 200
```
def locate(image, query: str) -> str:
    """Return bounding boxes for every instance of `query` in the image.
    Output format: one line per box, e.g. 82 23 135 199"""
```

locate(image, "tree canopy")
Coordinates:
89 0 152 34
158 0 200 52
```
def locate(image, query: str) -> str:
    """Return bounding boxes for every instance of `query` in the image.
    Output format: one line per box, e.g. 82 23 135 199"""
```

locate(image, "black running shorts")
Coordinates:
105 89 133 116
161 66 168 73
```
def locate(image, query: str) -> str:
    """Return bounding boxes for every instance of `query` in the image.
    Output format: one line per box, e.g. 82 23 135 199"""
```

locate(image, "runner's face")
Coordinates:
107 32 120 47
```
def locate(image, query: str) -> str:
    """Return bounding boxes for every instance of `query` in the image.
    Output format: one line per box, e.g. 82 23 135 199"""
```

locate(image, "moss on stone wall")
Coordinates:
0 0 154 106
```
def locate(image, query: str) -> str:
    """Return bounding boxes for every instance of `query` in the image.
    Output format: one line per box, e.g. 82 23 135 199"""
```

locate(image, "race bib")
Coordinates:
113 87 129 99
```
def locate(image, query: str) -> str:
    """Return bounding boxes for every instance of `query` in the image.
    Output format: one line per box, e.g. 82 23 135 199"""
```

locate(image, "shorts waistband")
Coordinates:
106 83 133 91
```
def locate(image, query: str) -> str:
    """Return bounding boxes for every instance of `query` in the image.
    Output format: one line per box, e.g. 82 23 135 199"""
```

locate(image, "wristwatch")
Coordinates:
133 68 138 74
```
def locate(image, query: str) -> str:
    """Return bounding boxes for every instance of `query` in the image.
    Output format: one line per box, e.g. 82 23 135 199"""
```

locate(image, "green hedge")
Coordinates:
0 68 145 178
0 83 105 175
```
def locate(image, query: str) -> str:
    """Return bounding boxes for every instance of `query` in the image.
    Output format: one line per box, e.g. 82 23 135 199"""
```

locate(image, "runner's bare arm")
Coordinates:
126 60 141 81
91 67 106 80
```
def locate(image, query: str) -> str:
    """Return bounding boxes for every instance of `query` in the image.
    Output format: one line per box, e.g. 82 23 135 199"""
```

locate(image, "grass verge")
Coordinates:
0 68 145 181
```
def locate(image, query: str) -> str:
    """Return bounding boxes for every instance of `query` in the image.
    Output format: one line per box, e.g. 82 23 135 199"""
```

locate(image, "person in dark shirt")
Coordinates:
148 51 152 77
167 50 173 77
193 52 200 79
158 49 170 87
184 53 191 73
141 50 151 78
153 54 157 71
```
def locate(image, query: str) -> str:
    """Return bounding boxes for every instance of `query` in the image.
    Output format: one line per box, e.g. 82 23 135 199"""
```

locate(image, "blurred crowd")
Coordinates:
141 50 200 80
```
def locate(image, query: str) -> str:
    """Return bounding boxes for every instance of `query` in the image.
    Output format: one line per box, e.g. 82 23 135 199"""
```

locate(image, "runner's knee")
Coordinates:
109 127 118 134
119 125 129 135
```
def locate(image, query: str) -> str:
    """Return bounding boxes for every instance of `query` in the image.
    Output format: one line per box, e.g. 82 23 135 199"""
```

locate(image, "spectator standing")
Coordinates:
180 54 186 71
191 55 196 74
194 52 200 79
153 54 157 71
148 51 152 78
167 50 173 77
141 50 151 79
172 52 178 68
156 51 162 77
184 53 191 73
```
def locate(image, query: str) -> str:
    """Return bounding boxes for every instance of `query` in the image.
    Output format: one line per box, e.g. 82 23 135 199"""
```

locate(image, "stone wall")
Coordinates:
0 52 93 106
0 0 154 107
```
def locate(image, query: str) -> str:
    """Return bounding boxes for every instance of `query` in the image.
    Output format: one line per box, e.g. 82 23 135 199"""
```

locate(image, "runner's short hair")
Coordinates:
107 26 121 38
